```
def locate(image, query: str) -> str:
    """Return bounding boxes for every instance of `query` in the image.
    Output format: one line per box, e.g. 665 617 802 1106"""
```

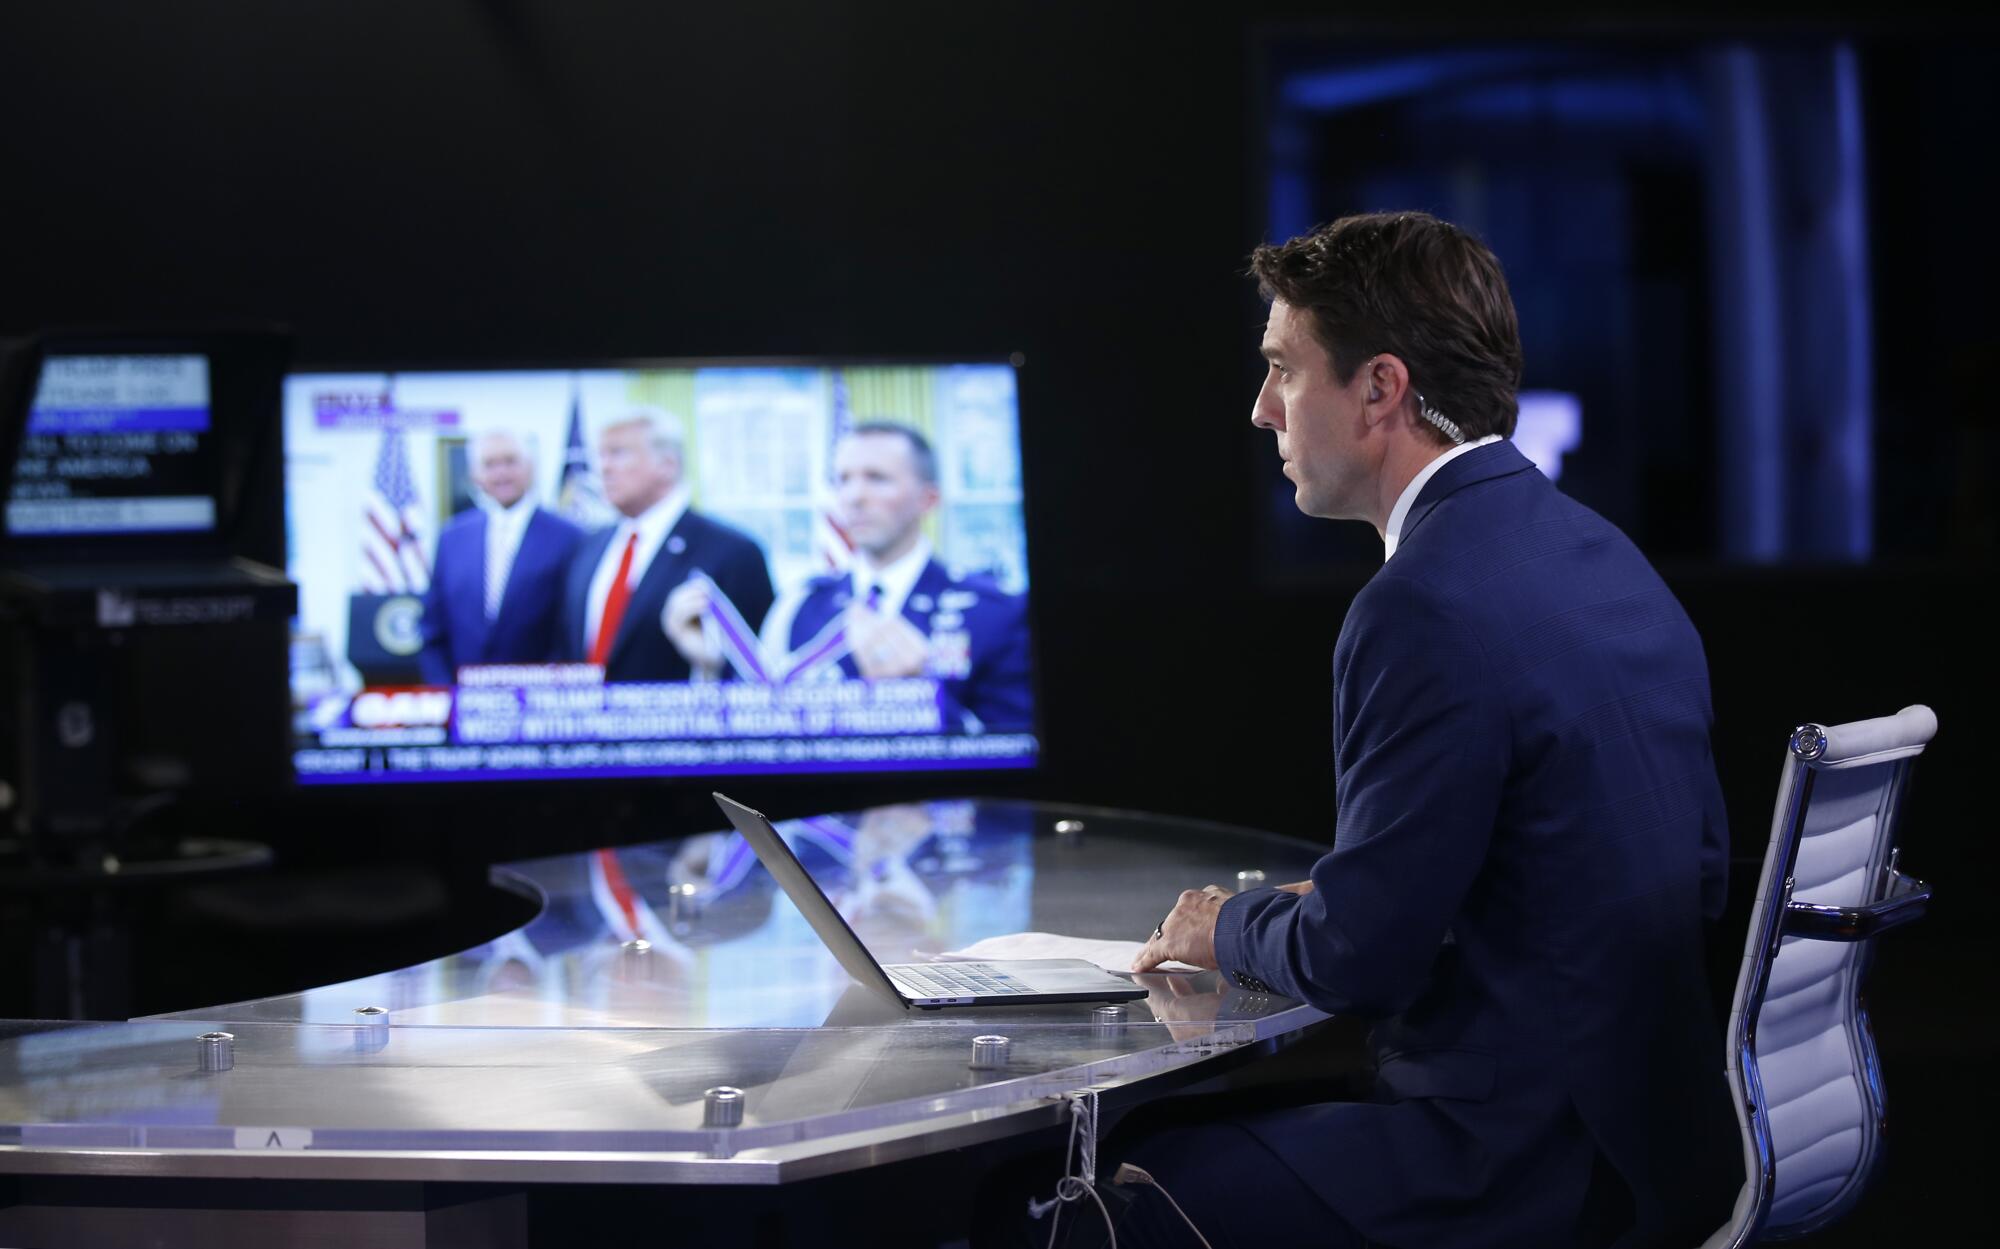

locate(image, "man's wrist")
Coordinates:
1211 890 1252 985
1211 887 1293 994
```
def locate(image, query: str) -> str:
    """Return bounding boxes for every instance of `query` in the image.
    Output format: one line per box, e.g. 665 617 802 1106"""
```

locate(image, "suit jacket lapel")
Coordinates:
1397 440 1537 550
573 527 616 657
467 510 491 596
902 559 950 627
493 508 547 625
464 511 493 660
608 512 692 666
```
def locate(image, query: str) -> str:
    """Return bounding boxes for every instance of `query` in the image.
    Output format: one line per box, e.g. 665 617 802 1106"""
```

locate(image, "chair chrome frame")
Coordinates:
1705 709 1935 1249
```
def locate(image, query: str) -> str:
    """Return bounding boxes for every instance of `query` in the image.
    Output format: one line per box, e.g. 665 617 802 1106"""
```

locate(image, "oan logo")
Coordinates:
351 689 453 729
373 595 425 657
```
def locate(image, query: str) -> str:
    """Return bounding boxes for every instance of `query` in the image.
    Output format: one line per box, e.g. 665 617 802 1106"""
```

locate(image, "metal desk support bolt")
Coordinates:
703 1086 744 1128
666 884 700 931
354 1006 390 1053
1054 819 1084 836
1093 1005 1126 1043
971 1034 1011 1070
196 1032 234 1073
618 938 656 982
1236 870 1267 890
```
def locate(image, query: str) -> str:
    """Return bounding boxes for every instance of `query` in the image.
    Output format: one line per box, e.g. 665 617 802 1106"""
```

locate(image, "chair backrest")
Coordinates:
1703 705 1936 1249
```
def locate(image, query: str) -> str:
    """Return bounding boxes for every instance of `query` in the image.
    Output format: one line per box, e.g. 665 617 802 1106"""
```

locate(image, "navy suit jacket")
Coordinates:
419 506 584 684
560 508 775 683
1212 441 1739 1249
782 559 1034 733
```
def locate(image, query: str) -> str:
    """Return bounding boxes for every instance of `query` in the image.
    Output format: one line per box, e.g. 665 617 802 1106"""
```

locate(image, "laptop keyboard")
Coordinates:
886 962 1032 999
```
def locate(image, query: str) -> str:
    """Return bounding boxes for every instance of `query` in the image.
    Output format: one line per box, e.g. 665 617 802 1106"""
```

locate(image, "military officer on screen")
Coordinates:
763 421 1033 733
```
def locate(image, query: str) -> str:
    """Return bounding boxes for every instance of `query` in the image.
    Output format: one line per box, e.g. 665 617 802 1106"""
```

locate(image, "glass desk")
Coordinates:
0 801 1330 1186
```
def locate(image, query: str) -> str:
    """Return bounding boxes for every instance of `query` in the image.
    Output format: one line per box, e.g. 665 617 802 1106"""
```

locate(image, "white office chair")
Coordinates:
1702 705 1936 1248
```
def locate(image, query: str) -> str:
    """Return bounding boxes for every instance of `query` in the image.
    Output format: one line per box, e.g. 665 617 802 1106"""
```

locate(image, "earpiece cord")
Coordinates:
1112 1162 1212 1249
1028 1091 1113 1249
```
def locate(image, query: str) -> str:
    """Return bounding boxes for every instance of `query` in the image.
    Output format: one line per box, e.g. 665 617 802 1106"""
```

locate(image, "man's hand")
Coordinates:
846 603 928 679
1132 884 1231 972
663 580 722 675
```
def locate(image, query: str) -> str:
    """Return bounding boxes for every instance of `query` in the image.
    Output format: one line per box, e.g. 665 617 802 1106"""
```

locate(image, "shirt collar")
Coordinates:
620 485 689 547
483 492 537 530
1383 434 1504 562
853 536 932 617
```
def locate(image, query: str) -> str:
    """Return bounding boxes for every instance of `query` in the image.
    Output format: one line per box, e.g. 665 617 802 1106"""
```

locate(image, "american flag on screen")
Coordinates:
360 426 430 593
813 370 856 572
556 387 613 528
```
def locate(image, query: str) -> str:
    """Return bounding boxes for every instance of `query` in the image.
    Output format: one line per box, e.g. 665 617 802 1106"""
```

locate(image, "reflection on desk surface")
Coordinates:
0 801 1331 1170
141 799 1325 1031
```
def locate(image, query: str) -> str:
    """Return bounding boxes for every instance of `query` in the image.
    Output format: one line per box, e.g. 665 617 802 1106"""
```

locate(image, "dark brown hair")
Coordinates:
1249 212 1524 444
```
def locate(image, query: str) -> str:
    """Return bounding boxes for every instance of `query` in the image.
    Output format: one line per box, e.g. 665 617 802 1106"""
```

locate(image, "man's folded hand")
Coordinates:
663 579 722 673
1132 884 1231 973
846 604 929 679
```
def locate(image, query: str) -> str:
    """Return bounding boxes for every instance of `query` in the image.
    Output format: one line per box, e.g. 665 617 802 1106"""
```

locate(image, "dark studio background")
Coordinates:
1 2 1994 1245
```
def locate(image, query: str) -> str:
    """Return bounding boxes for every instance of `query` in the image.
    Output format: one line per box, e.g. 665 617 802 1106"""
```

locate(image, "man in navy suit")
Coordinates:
760 422 1032 733
419 429 583 684
1110 215 1741 1249
559 413 774 683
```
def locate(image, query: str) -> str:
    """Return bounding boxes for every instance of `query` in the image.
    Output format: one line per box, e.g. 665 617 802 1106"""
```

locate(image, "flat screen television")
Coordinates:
282 360 1038 785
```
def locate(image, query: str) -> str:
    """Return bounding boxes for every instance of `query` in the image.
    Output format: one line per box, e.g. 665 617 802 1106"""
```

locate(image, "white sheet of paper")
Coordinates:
935 931 1203 975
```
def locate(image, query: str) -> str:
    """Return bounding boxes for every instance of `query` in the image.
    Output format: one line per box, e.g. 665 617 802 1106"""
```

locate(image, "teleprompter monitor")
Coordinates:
283 361 1038 785
5 352 219 539
1 330 295 851
2 330 289 563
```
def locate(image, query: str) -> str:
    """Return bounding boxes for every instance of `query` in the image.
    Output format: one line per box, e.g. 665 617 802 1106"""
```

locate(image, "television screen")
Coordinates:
5 353 218 536
283 362 1037 784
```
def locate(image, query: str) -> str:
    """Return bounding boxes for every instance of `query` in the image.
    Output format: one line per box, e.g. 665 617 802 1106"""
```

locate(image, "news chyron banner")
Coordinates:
282 364 1037 783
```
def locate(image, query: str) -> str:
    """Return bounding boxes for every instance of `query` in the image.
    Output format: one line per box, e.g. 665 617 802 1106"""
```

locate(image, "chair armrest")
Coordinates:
1782 869 1932 941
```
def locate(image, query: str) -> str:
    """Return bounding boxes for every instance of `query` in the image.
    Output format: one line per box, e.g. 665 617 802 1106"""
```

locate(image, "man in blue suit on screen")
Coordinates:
762 422 1032 733
419 429 584 684
1108 214 1740 1249
559 412 775 683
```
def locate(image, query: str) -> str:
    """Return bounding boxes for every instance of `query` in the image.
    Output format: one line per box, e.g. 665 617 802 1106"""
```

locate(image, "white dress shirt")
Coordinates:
481 495 538 620
584 487 689 649
1383 435 1504 563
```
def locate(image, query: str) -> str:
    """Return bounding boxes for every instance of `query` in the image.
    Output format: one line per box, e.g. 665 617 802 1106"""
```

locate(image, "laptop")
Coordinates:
713 793 1146 1010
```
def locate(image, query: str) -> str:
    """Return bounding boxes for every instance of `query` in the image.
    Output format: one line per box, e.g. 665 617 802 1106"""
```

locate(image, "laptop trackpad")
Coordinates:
1009 959 1141 991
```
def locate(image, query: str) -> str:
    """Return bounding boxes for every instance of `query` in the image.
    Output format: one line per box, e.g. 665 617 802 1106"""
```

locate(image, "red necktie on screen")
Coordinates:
589 531 638 667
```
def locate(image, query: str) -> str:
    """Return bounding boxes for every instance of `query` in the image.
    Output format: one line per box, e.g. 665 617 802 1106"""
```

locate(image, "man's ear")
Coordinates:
1363 355 1413 426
